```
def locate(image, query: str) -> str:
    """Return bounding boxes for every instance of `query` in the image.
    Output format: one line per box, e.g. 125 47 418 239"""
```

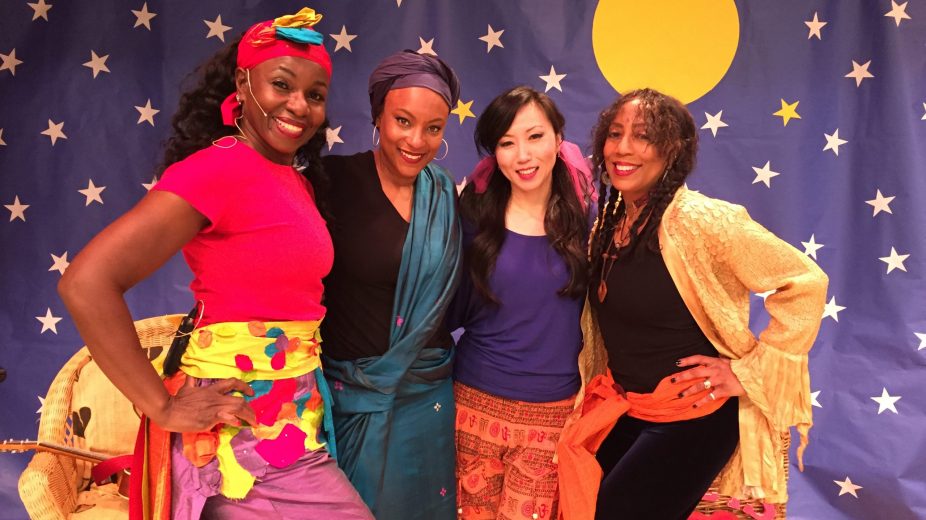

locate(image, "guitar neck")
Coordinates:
1 440 109 463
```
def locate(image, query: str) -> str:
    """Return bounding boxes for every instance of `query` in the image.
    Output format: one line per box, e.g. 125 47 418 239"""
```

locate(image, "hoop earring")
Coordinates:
435 139 449 161
372 126 380 147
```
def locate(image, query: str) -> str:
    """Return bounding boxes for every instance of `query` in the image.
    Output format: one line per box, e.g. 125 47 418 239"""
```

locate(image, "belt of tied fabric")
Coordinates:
177 319 329 499
555 371 728 520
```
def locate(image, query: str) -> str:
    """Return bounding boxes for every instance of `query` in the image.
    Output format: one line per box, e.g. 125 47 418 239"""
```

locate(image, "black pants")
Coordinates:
595 397 740 520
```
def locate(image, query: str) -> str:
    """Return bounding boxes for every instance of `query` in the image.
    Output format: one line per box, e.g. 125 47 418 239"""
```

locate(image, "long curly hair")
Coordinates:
157 36 331 217
589 88 698 279
460 86 589 304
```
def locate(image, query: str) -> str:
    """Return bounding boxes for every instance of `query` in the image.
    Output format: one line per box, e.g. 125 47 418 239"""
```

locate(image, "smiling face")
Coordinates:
494 102 561 201
235 56 329 165
602 99 668 202
375 87 450 183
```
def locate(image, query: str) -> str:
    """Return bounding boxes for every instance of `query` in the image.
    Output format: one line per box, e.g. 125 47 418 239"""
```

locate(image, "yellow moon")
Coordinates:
592 0 739 104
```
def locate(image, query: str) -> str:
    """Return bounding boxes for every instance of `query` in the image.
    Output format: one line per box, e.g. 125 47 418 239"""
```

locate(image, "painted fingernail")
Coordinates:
670 377 676 384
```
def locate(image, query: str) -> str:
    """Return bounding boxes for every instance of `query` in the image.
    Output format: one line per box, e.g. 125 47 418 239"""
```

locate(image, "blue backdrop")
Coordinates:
1 1 924 519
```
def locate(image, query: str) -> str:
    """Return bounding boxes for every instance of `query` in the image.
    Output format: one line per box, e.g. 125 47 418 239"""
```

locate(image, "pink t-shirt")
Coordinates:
153 141 333 325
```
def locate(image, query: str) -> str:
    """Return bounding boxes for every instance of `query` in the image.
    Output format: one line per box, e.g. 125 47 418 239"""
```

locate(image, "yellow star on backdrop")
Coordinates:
773 99 801 126
450 99 475 124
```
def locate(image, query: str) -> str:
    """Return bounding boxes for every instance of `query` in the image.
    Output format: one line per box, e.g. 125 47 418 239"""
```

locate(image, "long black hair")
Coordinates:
158 36 331 217
588 88 698 279
460 86 589 304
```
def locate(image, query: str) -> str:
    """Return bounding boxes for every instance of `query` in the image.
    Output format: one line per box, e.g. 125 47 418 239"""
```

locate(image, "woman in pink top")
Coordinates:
58 7 372 519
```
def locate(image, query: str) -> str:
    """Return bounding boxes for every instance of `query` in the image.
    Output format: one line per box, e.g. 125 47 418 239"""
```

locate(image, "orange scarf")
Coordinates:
556 372 728 520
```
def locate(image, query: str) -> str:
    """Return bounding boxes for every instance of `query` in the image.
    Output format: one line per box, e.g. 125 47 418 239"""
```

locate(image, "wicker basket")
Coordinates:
18 315 181 520
691 434 790 519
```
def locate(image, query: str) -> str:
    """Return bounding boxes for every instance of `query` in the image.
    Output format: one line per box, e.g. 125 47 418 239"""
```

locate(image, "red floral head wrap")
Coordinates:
220 7 332 126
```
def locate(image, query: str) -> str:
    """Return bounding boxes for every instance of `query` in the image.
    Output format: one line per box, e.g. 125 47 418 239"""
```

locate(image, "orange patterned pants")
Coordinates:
454 382 575 520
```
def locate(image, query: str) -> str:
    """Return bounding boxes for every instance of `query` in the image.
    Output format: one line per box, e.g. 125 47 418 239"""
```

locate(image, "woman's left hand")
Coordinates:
674 355 745 408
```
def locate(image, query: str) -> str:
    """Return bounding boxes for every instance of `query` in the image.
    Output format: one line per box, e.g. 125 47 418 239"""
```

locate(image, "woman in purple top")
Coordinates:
450 86 592 520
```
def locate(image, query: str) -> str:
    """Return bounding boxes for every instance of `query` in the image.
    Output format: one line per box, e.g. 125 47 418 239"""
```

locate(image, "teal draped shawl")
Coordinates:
322 163 461 520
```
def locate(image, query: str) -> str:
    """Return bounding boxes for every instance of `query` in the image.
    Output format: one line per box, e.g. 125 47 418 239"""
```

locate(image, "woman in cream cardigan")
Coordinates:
556 88 828 520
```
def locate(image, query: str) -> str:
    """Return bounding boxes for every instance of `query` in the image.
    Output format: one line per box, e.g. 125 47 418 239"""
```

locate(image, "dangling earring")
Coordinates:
372 126 380 147
660 166 670 184
435 139 449 161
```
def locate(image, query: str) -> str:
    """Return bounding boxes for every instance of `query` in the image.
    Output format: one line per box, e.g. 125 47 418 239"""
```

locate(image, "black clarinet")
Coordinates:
162 304 199 376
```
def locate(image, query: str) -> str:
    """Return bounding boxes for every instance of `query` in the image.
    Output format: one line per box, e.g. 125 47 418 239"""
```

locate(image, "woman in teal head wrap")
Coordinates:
313 50 462 519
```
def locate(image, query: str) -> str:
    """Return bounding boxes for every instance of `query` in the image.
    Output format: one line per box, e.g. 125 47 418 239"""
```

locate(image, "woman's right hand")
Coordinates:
153 377 257 432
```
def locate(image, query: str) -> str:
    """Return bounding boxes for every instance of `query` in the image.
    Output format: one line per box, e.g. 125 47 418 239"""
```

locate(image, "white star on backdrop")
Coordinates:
35 395 46 415
701 111 728 137
49 252 69 275
5 196 29 222
36 308 63 334
879 247 910 274
142 175 158 191
82 50 110 78
395 0 402 6
539 65 566 93
834 477 862 498
135 99 160 126
884 1 911 26
417 37 437 56
478 25 505 53
805 12 827 39
204 15 231 42
823 129 847 156
28 0 53 21
921 102 926 120
78 179 106 206
866 189 895 216
914 332 926 351
871 387 901 414
845 60 874 87
810 390 822 408
330 26 357 52
1 49 23 75
801 234 824 260
132 2 157 30
751 161 780 188
326 126 344 151
0 128 6 146
41 119 67 145
822 296 845 322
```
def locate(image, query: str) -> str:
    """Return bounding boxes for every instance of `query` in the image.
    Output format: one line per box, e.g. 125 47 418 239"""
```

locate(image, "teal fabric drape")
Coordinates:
322 163 462 520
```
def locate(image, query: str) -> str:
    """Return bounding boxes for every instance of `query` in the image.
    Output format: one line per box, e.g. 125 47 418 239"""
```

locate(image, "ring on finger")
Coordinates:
709 392 716 401
703 379 712 389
